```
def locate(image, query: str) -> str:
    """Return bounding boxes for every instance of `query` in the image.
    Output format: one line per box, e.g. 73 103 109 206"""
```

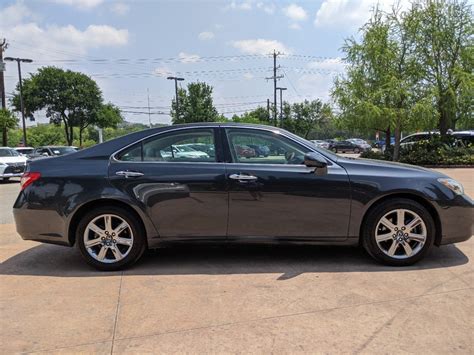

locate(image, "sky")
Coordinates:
0 0 408 125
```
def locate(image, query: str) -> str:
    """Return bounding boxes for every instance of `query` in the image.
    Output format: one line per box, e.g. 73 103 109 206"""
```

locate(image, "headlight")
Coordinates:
438 178 464 195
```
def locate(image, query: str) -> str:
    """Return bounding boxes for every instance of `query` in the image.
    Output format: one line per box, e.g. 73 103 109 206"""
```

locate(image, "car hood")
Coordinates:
336 156 447 178
0 156 27 164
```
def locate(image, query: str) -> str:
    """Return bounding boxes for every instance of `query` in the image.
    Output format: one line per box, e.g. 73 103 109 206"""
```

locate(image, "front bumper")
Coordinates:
0 164 26 178
437 194 474 245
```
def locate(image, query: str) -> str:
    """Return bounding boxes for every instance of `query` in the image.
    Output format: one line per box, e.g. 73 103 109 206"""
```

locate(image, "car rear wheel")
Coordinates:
362 199 434 266
354 148 360 154
77 206 146 271
331 148 338 153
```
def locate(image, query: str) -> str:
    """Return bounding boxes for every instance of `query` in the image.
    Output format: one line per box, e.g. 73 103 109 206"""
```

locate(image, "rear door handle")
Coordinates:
116 170 144 178
229 174 258 182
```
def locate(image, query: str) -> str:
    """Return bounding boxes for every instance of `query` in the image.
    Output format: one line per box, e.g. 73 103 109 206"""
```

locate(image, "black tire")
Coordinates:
2 178 10 182
76 206 146 271
354 148 360 154
361 198 435 266
331 148 338 153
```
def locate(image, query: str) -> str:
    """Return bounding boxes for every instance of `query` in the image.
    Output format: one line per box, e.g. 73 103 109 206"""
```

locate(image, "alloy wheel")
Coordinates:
83 214 134 264
375 209 427 259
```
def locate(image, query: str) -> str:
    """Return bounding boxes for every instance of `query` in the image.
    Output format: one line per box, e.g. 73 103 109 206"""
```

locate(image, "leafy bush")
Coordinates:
360 136 474 166
400 138 474 165
360 150 386 160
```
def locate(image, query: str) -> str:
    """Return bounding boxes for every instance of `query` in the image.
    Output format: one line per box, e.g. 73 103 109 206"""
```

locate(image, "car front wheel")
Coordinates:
77 206 146 271
362 199 434 266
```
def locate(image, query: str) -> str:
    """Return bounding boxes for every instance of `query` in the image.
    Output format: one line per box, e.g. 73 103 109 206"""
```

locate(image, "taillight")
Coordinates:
20 172 41 190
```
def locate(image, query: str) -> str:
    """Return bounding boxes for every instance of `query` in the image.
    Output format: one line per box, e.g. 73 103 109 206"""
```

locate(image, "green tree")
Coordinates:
0 108 18 146
333 7 433 160
411 0 473 134
11 67 104 146
171 82 219 124
232 107 271 124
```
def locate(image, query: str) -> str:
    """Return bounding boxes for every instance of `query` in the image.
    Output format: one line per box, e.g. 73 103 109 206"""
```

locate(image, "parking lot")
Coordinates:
0 168 472 354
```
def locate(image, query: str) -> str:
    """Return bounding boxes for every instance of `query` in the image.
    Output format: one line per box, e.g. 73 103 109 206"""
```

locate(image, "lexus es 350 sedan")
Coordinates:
13 123 473 270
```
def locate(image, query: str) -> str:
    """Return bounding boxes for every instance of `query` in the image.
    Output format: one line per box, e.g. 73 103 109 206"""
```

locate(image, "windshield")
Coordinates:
174 145 196 152
0 148 19 157
51 147 77 155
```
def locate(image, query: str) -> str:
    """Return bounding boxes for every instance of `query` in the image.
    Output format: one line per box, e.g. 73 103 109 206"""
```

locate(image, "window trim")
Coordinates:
223 127 325 167
112 126 222 164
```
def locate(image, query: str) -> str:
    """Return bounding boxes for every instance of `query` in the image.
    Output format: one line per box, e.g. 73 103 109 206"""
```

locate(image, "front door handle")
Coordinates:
116 170 144 178
229 173 258 182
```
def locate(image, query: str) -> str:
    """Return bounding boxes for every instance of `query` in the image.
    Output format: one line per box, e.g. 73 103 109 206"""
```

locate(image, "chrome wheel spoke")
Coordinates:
380 217 396 231
116 237 133 246
110 247 123 261
401 242 413 257
114 222 128 236
406 217 422 232
85 237 102 248
104 215 113 232
397 209 405 228
407 233 425 243
97 246 108 261
89 223 105 237
387 240 399 256
376 232 393 242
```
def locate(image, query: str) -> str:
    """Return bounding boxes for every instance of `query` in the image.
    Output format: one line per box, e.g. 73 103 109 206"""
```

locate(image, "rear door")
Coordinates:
223 127 351 240
108 127 228 239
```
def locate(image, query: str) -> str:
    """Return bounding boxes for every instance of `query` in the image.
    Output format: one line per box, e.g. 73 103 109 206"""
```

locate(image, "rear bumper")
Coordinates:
13 192 71 246
437 194 474 245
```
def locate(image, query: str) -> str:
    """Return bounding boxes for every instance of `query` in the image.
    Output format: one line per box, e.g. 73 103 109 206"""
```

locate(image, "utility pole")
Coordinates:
4 56 33 147
147 88 152 128
167 76 184 120
0 39 6 110
0 39 7 146
276 87 287 127
265 50 283 126
266 98 270 121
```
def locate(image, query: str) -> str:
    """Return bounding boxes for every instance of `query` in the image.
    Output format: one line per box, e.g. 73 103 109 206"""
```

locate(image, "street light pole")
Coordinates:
276 87 287 127
4 57 33 147
167 76 184 120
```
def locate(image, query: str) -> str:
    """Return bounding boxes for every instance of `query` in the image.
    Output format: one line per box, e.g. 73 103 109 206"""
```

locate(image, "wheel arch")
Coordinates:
359 193 442 246
67 198 152 247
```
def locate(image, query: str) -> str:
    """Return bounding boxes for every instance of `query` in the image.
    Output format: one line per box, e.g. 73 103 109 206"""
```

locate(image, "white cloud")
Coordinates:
307 57 345 72
227 1 252 11
111 2 130 15
198 31 215 41
231 39 291 55
52 0 104 10
243 72 254 80
0 2 33 28
178 52 201 63
0 3 129 61
153 66 172 77
289 23 302 30
314 0 411 29
283 4 308 21
256 2 275 14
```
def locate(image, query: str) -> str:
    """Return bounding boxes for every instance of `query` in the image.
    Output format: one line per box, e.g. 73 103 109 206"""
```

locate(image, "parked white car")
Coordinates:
0 147 28 181
161 145 210 160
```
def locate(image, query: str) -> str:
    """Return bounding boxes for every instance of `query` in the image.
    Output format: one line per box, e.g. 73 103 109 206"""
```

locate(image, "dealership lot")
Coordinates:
0 169 472 354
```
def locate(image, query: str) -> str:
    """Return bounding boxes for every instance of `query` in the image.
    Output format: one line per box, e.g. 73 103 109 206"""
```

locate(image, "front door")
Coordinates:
109 127 228 239
224 127 351 240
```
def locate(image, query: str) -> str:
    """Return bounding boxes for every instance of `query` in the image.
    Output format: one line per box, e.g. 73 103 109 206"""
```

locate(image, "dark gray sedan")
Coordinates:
13 123 473 270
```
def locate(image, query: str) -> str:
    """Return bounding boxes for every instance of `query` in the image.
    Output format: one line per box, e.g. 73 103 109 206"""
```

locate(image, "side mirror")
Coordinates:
304 152 328 175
